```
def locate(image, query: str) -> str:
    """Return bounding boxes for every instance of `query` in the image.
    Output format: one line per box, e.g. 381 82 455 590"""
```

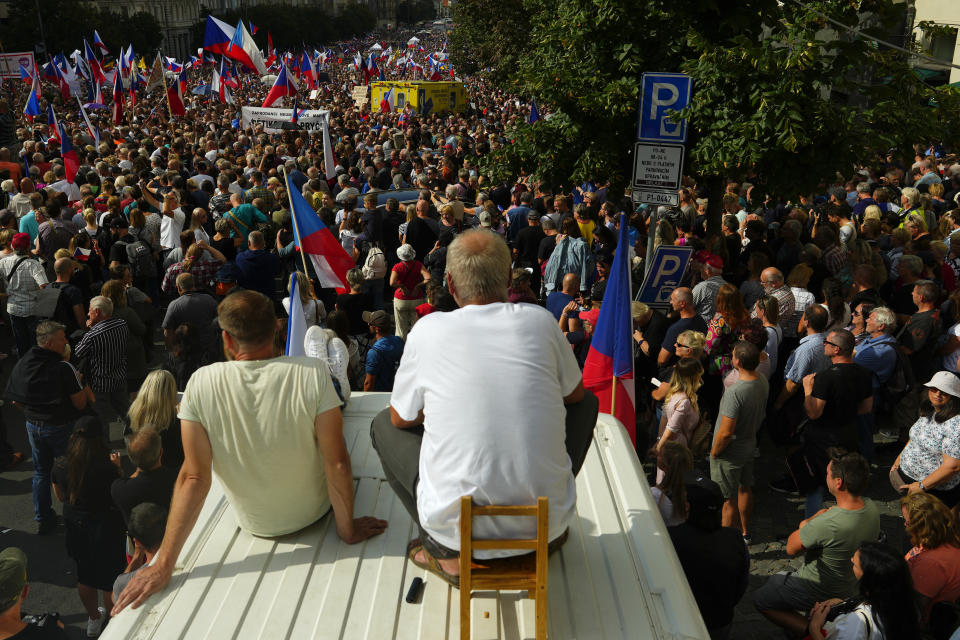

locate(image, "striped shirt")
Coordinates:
75 317 128 392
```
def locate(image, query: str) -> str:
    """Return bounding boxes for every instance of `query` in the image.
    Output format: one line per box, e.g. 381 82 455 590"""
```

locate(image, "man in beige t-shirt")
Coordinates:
113 290 387 613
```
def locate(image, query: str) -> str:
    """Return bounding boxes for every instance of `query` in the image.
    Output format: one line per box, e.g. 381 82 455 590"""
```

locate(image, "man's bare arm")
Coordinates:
390 405 425 428
112 419 213 614
316 407 388 543
563 379 585 405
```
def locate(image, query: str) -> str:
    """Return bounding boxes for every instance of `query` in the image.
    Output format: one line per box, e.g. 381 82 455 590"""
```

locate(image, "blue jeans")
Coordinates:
26 421 72 522
805 486 825 519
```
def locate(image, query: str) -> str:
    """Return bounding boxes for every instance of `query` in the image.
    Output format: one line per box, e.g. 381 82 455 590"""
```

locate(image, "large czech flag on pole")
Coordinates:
582 214 636 444
284 173 354 291
262 64 298 107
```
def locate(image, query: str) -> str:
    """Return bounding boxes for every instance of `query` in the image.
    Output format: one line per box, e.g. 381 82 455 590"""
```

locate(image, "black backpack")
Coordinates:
126 239 156 278
876 339 915 414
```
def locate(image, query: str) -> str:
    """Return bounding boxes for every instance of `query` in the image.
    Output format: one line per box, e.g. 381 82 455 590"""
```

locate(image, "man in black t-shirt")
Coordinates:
110 427 177 526
658 287 708 367
0 547 68 639
669 474 749 639
4 321 94 533
514 210 546 293
48 258 85 339
795 329 872 516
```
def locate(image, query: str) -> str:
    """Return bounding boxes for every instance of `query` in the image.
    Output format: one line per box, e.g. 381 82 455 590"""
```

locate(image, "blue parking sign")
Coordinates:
636 246 693 307
637 73 692 144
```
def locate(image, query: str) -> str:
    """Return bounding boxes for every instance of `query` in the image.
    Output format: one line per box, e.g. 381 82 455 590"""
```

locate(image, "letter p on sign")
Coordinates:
637 73 692 144
651 255 681 289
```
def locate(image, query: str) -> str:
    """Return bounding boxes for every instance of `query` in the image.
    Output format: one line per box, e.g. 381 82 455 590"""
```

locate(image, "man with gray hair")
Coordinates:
371 230 599 586
75 295 129 437
851 181 876 220
853 306 898 458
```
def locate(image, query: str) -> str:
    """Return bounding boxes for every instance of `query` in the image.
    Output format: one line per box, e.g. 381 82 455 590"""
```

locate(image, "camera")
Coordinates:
825 598 860 622
22 612 61 628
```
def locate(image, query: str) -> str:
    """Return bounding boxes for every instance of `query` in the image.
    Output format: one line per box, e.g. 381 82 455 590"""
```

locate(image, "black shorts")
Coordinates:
65 510 127 591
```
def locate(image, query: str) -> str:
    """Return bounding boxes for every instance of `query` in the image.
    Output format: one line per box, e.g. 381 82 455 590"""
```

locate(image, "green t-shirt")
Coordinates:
796 499 880 599
713 376 768 461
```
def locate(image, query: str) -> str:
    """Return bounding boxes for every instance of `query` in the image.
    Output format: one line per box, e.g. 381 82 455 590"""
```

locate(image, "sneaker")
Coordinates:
875 429 899 444
769 476 798 495
742 533 752 545
37 515 59 535
87 608 106 637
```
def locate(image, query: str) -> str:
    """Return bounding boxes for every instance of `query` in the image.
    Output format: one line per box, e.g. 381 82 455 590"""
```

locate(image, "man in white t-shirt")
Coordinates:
372 230 598 587
113 290 387 613
158 191 185 251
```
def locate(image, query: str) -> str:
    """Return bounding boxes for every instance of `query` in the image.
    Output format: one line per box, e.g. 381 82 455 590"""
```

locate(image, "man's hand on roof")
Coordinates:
338 516 388 544
111 561 173 615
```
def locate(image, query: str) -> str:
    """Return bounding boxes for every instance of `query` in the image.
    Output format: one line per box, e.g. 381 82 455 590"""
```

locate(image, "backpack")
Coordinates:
126 239 156 278
362 244 387 280
876 340 915 414
689 412 713 458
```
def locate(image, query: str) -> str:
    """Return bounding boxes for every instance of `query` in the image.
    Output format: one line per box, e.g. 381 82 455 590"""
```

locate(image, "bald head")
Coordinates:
561 273 581 296
761 267 784 289
19 178 34 194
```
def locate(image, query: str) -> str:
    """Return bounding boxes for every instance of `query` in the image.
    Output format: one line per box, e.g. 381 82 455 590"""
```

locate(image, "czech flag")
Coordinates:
203 15 235 56
167 74 186 116
290 97 306 123
58 123 80 184
93 30 109 55
582 214 636 444
284 173 353 291
84 40 106 85
111 69 125 125
46 105 60 143
262 64 298 107
379 86 394 113
226 20 267 75
284 274 307 357
19 64 32 83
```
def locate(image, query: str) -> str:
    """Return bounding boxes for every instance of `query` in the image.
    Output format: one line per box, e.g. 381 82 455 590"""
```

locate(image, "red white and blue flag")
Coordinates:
84 39 106 85
227 20 267 75
284 173 353 291
77 98 100 148
93 30 109 55
290 97 306 123
582 214 636 444
23 72 42 119
262 63 298 107
46 105 60 143
58 123 80 184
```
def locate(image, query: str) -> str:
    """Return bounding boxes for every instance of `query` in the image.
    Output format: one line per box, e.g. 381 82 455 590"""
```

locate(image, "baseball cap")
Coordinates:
10 233 30 251
478 211 492 227
0 547 27 611
362 310 392 328
705 254 723 269
579 307 600 327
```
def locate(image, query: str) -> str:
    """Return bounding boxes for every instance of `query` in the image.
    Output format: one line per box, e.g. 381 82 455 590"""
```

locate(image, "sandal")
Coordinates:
407 543 460 588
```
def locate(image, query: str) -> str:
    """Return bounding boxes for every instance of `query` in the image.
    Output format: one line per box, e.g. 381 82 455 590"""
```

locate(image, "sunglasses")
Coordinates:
675 342 692 349
824 340 840 348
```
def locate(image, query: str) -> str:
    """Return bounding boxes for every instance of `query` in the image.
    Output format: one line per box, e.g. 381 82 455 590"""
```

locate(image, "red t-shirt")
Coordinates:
907 544 960 620
392 260 424 300
416 302 435 318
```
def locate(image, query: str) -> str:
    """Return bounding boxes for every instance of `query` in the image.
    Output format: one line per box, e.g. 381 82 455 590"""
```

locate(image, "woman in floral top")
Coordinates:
892 371 960 507
704 283 750 376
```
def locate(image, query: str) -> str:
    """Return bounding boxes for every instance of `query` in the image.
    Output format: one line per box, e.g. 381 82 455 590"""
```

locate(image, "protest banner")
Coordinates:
240 106 330 133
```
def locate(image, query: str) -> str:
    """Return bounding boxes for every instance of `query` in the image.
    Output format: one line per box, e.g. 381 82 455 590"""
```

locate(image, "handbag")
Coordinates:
33 285 62 318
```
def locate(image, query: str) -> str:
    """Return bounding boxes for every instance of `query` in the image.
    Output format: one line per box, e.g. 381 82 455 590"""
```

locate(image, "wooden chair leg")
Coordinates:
460 496 472 640
535 496 548 640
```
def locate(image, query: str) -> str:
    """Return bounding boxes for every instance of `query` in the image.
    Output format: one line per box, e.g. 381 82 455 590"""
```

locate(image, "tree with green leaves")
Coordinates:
452 0 959 230
4 0 162 56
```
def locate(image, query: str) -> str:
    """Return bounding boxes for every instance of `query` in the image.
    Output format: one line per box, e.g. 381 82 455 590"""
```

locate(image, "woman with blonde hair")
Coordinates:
653 358 704 454
128 370 182 468
282 270 325 328
862 204 882 223
160 241 226 294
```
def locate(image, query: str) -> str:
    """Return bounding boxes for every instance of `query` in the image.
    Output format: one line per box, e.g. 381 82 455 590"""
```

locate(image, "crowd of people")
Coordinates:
0 20 958 640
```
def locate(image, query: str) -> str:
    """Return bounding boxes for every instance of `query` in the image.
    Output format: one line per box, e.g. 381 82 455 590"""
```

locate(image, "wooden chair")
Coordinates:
459 496 549 640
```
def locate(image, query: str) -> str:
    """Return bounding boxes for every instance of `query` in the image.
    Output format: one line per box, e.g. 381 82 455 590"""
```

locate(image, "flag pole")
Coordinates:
279 165 316 297
610 373 618 415
159 54 172 123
